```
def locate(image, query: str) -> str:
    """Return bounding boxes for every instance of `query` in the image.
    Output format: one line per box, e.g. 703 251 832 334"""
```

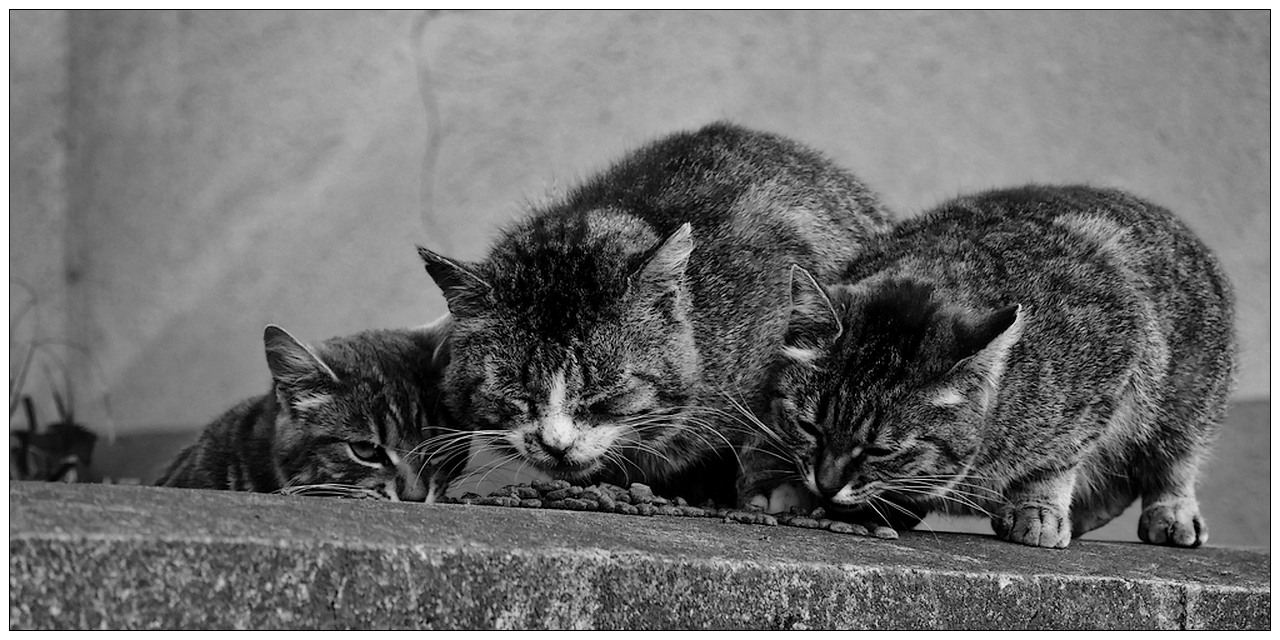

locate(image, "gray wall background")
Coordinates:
10 10 1269 545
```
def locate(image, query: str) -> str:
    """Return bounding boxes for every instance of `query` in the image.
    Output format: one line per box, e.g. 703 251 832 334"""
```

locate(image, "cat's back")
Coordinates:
861 184 1235 420
506 122 893 277
867 185 1230 314
156 396 271 489
567 122 890 232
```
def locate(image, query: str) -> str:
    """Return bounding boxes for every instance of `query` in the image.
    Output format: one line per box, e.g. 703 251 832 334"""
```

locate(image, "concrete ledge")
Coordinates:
8 482 1270 630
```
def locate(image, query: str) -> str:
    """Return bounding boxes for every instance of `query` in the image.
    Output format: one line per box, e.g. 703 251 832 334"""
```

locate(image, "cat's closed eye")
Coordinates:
796 419 822 439
585 388 651 418
587 398 637 418
348 441 387 464
480 394 529 420
861 445 893 458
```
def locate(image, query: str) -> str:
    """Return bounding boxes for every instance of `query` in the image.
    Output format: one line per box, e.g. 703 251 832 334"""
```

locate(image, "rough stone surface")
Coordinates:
9 482 1269 630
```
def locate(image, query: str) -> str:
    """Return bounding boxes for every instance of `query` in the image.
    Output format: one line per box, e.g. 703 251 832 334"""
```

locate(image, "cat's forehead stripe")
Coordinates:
546 368 568 413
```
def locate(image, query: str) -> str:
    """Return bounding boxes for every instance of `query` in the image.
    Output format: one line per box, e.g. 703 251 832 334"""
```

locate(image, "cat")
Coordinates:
157 318 467 502
416 122 894 504
761 185 1235 548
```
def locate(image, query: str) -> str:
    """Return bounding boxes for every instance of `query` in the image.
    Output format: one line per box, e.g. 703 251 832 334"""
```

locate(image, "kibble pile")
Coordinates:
439 479 892 537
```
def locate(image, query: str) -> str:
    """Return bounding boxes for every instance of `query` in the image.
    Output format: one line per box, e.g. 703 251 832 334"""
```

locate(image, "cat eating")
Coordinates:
763 185 1234 548
416 122 893 504
158 319 467 502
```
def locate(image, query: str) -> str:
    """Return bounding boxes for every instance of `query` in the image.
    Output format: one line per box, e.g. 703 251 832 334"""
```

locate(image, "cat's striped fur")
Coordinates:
416 122 893 504
158 319 467 502
763 185 1234 548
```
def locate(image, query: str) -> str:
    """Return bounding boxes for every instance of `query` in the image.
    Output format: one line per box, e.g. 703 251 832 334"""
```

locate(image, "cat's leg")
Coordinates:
1069 453 1139 538
993 466 1078 549
1137 454 1208 547
1132 366 1221 548
746 483 818 514
1070 483 1137 538
735 435 813 513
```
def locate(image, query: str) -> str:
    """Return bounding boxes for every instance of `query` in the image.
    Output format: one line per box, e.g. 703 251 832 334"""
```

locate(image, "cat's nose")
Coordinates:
537 420 578 461
815 457 846 499
539 435 574 461
397 472 428 502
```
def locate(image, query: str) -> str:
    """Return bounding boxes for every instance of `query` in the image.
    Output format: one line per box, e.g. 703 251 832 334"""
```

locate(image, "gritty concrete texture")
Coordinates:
9 482 1270 630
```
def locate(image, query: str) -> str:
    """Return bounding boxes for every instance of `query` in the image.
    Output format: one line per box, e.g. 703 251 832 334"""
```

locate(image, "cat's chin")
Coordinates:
533 459 604 481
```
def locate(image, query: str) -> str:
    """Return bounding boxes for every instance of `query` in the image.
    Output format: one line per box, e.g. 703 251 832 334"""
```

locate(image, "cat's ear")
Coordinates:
628 223 694 317
263 325 340 393
409 313 453 367
784 265 843 352
634 223 694 294
416 246 492 316
951 304 1026 407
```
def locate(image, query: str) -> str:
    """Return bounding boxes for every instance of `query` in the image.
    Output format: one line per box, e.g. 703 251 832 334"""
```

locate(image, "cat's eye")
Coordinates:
797 419 822 439
586 390 646 418
588 400 617 416
588 398 631 417
862 445 894 458
348 441 385 463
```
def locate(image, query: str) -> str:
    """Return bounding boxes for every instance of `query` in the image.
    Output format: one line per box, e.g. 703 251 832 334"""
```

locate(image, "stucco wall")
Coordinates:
11 10 1266 433
10 10 70 416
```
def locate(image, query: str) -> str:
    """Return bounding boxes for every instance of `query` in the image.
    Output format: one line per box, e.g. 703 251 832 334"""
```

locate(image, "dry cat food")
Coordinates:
438 480 894 538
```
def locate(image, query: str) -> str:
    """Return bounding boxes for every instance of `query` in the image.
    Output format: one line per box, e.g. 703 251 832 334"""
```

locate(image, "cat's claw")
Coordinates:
996 505 1071 549
1138 500 1207 547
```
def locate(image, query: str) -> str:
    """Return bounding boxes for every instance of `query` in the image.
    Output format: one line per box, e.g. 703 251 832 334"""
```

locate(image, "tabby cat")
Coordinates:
416 122 893 504
762 185 1234 548
158 319 467 502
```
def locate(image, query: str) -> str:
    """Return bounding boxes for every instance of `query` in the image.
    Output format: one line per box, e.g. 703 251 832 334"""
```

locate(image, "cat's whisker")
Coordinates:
891 474 1003 500
276 483 383 500
862 497 893 530
871 496 938 540
893 477 1004 501
451 447 524 491
603 436 651 484
728 390 791 445
619 416 740 469
412 428 499 457
657 403 781 446
614 433 678 470
886 483 996 519
611 449 649 484
748 469 807 484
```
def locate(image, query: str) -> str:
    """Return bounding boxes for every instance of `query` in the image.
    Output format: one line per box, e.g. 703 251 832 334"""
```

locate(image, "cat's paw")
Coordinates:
994 505 1072 549
1138 500 1207 547
745 483 817 514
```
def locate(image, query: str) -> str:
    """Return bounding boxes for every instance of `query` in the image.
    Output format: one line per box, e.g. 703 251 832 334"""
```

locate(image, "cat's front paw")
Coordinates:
994 505 1072 549
1138 500 1207 547
744 483 817 514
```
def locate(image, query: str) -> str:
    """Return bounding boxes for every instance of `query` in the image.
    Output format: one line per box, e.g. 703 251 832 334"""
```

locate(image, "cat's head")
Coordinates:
263 320 466 502
416 212 699 480
767 266 1024 512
